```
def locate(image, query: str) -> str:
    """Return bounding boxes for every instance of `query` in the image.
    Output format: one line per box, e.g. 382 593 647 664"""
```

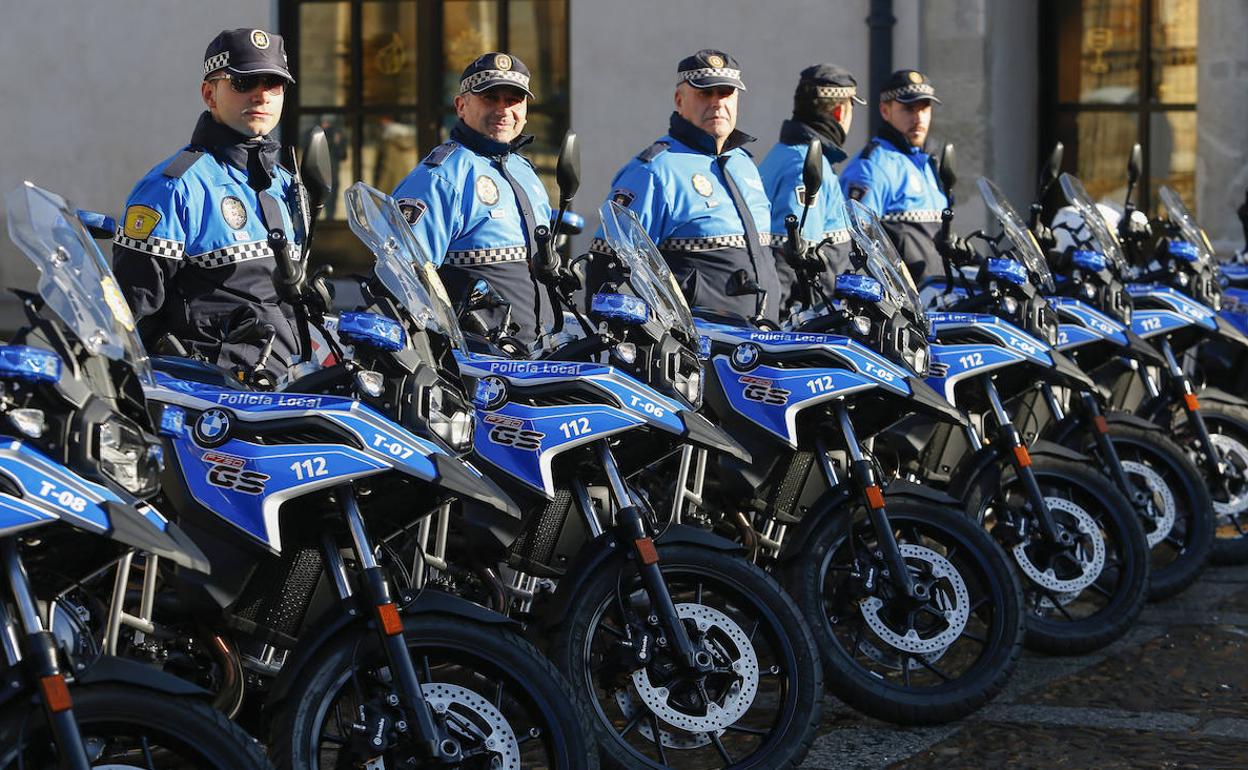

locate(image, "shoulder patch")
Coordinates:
422 141 461 167
637 141 670 163
122 204 161 241
858 140 879 161
397 197 427 225
162 149 205 179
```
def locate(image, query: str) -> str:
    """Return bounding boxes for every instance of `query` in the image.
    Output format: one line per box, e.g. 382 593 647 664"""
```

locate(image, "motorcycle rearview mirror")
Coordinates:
802 139 823 202
726 269 762 297
464 278 505 312
555 130 580 206
939 143 957 195
300 127 333 216
1125 143 1142 208
1037 142 1064 199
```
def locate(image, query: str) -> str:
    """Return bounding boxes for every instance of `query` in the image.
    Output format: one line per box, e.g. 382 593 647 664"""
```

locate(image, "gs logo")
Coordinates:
485 414 543 451
740 376 790 406
204 452 269 495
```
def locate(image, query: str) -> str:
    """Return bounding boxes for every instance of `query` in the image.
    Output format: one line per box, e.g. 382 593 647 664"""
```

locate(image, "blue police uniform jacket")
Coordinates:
759 119 854 306
112 112 302 373
590 113 781 323
392 121 553 344
839 126 948 282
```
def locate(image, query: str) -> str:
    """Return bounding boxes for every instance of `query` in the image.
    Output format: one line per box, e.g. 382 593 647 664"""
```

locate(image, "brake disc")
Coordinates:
1210 434 1248 517
1012 497 1105 596
423 682 521 770
858 543 971 656
627 603 759 735
1121 460 1176 548
612 690 720 749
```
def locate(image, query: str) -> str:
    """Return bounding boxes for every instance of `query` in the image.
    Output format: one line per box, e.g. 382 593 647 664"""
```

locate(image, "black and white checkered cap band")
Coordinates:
881 209 943 224
444 245 528 266
589 237 613 255
679 67 743 85
204 52 230 74
880 82 937 102
114 229 184 260
660 233 769 252
186 240 278 268
459 69 531 94
815 85 857 99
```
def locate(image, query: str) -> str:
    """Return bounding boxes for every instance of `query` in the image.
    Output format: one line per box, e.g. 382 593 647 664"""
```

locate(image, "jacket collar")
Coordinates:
778 119 847 165
189 111 281 178
668 112 755 157
450 119 534 159
876 121 927 157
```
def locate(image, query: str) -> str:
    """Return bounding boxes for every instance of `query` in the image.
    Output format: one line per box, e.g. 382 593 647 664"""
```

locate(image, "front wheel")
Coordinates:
549 543 822 770
782 498 1024 725
1175 399 1248 565
0 684 272 769
270 613 596 770
965 456 1149 655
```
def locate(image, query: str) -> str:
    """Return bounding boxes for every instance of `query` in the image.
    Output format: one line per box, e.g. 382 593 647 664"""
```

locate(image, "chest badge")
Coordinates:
691 173 714 197
476 175 500 206
220 196 248 230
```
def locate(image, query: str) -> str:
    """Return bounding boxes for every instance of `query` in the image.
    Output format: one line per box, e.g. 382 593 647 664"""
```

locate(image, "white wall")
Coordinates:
569 0 872 251
0 0 275 326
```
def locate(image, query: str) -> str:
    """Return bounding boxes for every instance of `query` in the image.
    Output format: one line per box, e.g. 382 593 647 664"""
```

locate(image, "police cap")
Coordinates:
458 52 534 98
797 63 866 105
203 28 294 83
677 49 746 92
880 69 941 104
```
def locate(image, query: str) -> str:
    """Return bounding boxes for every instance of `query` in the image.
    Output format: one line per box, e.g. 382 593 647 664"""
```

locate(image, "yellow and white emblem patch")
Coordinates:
251 30 270 49
706 54 725 68
691 173 714 197
476 175 500 206
100 276 136 331
122 205 161 241
908 70 923 84
495 54 512 71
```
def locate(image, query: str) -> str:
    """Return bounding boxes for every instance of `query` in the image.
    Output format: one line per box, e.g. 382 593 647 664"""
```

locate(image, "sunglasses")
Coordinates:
209 73 288 94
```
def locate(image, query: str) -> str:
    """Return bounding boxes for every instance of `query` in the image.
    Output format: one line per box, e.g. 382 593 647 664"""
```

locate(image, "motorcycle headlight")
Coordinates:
905 343 929 377
96 417 162 496
426 385 474 452
665 348 704 409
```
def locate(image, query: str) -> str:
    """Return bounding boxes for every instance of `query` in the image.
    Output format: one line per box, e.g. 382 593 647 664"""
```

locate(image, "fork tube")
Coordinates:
983 377 1063 543
103 550 135 655
596 442 704 671
1160 339 1228 483
1073 389 1141 506
832 401 917 598
571 477 605 538
2 540 91 770
132 554 159 646
338 486 454 762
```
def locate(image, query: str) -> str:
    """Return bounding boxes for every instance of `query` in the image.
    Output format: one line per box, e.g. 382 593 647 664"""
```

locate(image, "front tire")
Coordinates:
782 497 1024 725
549 544 822 770
270 613 596 770
0 684 272 769
1176 399 1248 565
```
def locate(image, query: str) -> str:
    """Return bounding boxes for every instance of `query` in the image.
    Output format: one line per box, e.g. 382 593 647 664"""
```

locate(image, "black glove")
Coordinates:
1032 221 1056 251
937 231 976 266
1118 209 1152 245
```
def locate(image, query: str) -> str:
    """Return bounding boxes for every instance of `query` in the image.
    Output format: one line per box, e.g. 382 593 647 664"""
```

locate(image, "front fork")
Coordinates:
596 442 712 674
1156 339 1230 496
1 540 91 770
334 485 460 764
831 401 920 599
1044 384 1147 512
982 377 1069 547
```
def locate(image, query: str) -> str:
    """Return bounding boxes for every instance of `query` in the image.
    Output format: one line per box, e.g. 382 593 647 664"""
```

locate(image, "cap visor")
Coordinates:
894 94 941 105
469 81 535 98
225 65 296 84
688 78 746 93
851 94 867 105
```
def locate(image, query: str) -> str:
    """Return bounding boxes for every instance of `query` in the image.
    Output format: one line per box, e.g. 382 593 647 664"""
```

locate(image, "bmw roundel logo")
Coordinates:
730 343 762 372
193 408 232 447
475 376 508 410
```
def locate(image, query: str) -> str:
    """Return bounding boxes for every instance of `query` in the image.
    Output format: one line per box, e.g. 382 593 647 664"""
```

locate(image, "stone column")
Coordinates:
1197 0 1248 253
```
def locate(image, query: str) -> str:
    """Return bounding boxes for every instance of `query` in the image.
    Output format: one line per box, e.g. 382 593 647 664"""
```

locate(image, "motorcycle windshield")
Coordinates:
845 199 930 335
600 201 697 342
345 182 467 354
1058 173 1129 275
1159 185 1214 267
977 177 1054 292
5 182 154 386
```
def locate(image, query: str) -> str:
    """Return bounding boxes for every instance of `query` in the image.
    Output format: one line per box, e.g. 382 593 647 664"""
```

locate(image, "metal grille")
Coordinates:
229 546 324 640
509 488 573 570
767 451 815 523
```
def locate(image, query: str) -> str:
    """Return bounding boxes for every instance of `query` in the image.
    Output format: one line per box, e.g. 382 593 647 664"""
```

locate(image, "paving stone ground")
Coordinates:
798 564 1248 770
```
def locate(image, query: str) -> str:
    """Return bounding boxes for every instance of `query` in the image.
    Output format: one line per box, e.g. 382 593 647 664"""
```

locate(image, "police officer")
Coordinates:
591 49 780 322
840 69 949 282
114 28 303 375
759 63 865 307
392 52 553 344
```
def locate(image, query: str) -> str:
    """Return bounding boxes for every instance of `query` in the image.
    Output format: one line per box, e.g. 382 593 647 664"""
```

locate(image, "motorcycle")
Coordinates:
0 180 272 769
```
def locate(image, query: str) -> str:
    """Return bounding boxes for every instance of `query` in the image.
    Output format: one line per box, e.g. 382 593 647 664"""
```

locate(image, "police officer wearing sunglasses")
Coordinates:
113 28 304 376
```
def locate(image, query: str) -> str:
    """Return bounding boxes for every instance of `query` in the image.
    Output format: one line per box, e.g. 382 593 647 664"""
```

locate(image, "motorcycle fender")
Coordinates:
1104 410 1167 433
1124 330 1166 366
946 445 1007 503
882 478 962 507
1215 315 1248 351
1195 386 1248 409
74 653 207 696
683 411 752 464
773 484 858 563
539 525 744 628
266 592 518 711
1028 438 1091 463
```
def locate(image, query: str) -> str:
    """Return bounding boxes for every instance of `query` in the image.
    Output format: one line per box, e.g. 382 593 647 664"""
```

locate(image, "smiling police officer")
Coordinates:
113 28 303 375
759 63 865 308
840 69 949 282
392 52 553 344
591 49 780 322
